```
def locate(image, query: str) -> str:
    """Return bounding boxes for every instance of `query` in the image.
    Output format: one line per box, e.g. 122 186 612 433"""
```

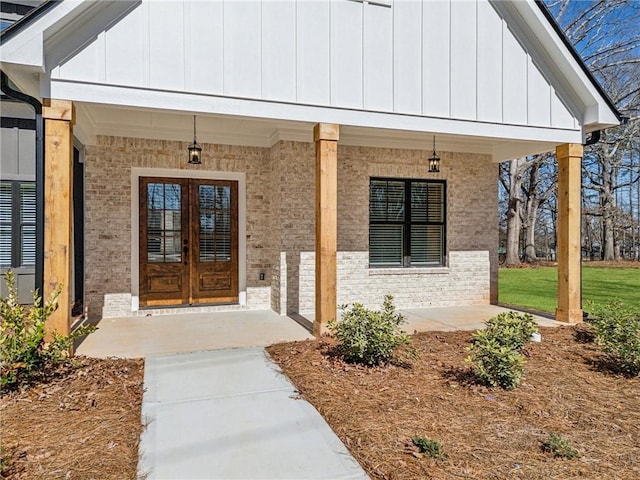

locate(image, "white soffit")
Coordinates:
76 102 557 162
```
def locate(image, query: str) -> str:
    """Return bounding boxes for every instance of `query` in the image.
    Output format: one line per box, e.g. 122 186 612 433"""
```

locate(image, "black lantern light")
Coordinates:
188 115 202 164
428 135 440 173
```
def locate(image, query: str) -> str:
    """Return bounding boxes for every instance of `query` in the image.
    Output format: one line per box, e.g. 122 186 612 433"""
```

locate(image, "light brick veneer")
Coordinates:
271 143 498 315
84 136 276 319
84 136 497 319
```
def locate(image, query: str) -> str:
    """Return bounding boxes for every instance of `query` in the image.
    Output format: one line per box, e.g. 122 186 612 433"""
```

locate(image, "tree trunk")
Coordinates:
504 159 525 266
524 198 540 263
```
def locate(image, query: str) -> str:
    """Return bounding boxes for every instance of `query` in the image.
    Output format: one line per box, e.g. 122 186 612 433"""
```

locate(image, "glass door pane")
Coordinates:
199 185 231 262
147 183 182 263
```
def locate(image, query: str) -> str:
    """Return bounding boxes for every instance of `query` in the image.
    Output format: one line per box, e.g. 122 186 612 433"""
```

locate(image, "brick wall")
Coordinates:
272 143 498 314
84 136 275 319
84 136 497 319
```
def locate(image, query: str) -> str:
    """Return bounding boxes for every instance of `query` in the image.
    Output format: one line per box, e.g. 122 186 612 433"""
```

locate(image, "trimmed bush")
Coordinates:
587 300 640 376
1 271 95 388
484 311 538 351
466 311 536 389
466 329 524 389
328 295 411 366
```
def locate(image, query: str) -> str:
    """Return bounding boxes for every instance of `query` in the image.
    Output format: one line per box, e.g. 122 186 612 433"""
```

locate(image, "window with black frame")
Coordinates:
0 180 36 268
369 178 446 267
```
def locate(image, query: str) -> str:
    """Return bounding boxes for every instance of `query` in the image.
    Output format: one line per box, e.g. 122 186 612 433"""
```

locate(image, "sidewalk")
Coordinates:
138 347 369 480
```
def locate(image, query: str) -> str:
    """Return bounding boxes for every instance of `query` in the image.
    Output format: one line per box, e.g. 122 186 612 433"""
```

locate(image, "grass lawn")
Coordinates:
499 265 640 314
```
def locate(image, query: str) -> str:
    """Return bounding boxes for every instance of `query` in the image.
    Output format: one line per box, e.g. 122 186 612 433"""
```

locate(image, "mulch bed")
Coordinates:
1 358 144 480
267 326 640 480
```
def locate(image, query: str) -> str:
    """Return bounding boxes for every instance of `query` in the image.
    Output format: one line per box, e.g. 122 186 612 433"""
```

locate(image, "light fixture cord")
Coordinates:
193 115 197 143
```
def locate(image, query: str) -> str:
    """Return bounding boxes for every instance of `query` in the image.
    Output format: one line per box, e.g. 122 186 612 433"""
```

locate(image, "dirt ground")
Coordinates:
1 358 144 480
268 326 640 480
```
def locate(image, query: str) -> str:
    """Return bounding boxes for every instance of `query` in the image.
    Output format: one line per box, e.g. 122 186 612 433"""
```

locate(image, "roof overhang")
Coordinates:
497 0 621 131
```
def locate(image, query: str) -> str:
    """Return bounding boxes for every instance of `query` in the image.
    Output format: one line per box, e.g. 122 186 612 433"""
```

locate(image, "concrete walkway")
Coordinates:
138 347 369 480
76 305 564 358
76 309 313 358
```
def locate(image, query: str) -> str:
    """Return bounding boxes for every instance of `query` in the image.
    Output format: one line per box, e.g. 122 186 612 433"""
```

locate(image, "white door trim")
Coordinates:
131 167 247 308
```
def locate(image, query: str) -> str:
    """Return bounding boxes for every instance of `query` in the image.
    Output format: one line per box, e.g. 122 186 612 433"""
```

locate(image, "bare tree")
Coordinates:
499 0 640 265
550 0 640 261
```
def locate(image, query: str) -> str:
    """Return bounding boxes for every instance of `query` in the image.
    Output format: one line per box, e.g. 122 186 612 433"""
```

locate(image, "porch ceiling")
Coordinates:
75 102 558 162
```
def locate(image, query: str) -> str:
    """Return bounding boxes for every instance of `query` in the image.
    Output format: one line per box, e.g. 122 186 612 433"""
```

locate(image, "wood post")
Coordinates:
314 123 339 336
556 143 583 323
42 99 75 339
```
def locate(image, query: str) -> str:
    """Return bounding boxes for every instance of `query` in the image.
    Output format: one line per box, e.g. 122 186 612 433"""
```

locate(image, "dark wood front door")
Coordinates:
139 177 238 307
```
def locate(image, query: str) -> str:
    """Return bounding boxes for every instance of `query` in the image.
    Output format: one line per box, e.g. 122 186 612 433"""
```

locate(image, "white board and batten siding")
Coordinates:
51 0 578 131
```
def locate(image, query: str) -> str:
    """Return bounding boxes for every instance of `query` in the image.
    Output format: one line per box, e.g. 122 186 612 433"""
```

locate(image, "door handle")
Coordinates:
183 245 189 265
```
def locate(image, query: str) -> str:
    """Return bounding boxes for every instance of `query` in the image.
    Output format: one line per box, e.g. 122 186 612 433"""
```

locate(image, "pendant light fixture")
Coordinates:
188 115 202 164
428 135 440 173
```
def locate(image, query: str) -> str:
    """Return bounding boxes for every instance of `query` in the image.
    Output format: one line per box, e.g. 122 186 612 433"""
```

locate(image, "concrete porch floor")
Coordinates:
76 305 566 359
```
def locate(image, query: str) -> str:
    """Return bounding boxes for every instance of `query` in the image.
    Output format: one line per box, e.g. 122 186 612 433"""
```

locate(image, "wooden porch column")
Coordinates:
43 99 75 339
314 123 339 336
556 143 583 323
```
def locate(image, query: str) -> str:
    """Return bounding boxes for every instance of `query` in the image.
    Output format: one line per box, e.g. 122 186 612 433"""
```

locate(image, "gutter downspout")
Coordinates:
1 70 44 297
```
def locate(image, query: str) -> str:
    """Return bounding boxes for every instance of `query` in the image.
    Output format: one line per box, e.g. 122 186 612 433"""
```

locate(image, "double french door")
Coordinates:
139 177 238 307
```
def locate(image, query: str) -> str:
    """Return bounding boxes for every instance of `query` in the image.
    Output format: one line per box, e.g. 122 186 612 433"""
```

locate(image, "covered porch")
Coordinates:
40 99 586 339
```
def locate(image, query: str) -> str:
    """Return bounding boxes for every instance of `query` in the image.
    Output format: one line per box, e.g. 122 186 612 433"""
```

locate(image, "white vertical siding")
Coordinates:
363 2 393 112
477 0 503 123
527 57 552 126
552 90 576 128
187 1 223 95
53 0 578 130
149 1 184 91
330 0 363 109
423 0 451 117
58 35 104 82
223 1 261 99
297 0 330 105
393 0 422 115
104 4 145 86
502 24 528 125
262 1 296 102
450 0 477 120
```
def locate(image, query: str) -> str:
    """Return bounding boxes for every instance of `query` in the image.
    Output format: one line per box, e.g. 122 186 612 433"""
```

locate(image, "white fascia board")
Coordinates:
50 79 583 147
511 1 619 129
0 0 93 70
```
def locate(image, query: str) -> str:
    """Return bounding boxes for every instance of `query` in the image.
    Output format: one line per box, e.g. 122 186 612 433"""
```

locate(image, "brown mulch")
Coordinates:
267 326 640 480
1 358 144 480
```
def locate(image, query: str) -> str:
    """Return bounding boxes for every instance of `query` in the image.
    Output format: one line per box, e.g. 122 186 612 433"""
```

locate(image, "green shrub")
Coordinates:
465 311 537 389
466 329 524 389
484 311 538 351
541 432 579 459
328 295 411 366
411 436 447 460
587 300 640 376
1 271 95 389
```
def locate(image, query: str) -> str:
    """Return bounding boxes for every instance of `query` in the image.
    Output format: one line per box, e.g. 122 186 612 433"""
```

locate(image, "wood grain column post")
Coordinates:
314 123 339 337
556 143 583 323
43 99 75 339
